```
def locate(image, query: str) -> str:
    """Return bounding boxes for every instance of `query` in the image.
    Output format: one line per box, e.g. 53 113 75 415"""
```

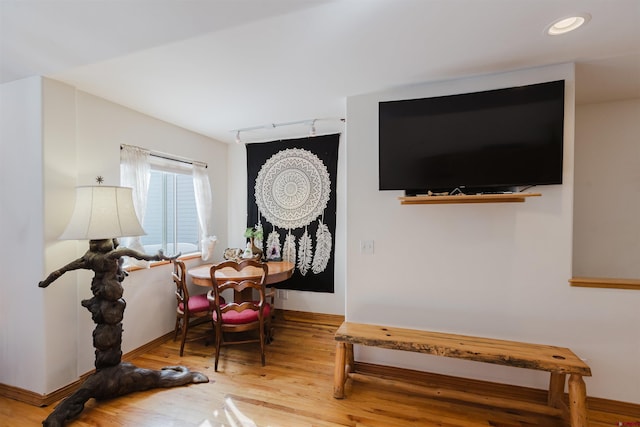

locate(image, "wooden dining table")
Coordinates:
187 260 295 302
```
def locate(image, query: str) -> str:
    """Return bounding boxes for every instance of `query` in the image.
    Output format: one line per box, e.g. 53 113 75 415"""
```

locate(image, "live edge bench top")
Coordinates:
335 322 591 377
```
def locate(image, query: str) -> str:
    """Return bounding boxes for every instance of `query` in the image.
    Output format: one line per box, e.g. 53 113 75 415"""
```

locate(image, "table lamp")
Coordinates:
39 183 208 427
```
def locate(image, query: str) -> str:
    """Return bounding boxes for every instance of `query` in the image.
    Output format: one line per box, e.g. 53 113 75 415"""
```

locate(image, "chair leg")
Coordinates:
260 323 266 366
204 317 215 347
214 323 222 372
174 316 180 341
179 313 189 357
265 321 274 344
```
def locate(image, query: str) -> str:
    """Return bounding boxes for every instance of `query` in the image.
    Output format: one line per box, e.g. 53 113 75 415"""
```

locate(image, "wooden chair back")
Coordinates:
209 260 270 371
172 259 189 312
172 259 212 356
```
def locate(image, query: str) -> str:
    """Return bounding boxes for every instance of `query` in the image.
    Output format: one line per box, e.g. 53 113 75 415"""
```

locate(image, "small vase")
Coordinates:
250 237 263 261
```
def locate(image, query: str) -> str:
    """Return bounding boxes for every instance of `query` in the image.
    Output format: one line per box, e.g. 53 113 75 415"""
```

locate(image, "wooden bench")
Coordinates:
333 322 592 427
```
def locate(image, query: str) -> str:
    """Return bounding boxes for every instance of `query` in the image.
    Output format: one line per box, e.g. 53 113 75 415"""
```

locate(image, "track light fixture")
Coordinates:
230 117 345 143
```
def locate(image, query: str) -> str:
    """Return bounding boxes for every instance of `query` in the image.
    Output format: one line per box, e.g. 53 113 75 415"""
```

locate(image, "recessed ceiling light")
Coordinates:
547 13 591 35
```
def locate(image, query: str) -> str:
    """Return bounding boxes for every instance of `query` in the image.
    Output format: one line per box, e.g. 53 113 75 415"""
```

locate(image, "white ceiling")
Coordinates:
2 0 639 144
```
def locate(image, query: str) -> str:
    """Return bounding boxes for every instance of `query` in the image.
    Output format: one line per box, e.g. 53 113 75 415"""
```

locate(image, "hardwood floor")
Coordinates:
1 312 638 426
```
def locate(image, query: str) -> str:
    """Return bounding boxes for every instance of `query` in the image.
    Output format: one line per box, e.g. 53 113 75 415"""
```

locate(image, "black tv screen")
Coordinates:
378 80 565 194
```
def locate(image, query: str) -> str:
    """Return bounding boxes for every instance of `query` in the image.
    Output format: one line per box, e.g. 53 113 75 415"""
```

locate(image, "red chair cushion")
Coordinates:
213 302 271 324
179 294 224 313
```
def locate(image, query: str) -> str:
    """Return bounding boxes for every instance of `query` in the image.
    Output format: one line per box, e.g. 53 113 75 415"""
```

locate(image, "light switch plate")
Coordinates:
360 240 374 255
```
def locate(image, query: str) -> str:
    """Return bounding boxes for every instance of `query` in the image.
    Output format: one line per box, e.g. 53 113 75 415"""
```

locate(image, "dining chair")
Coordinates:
208 260 271 371
172 259 222 356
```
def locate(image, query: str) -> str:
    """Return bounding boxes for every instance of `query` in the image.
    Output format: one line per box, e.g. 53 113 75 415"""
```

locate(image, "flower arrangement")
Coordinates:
244 226 264 242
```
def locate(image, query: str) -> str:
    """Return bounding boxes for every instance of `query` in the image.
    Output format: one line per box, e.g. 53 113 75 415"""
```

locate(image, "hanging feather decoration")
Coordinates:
312 220 332 274
266 228 282 261
297 227 313 276
282 231 296 264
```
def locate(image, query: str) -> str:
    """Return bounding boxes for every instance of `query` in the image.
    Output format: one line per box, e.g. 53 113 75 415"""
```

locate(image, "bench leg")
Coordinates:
568 374 588 427
333 342 347 399
548 373 566 407
346 342 354 374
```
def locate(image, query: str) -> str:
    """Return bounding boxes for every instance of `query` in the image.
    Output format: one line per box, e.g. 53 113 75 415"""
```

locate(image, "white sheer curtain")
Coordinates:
120 144 151 268
192 162 217 261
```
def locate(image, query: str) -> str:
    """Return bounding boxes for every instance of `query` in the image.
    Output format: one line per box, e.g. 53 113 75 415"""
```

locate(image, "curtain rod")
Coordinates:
120 144 207 168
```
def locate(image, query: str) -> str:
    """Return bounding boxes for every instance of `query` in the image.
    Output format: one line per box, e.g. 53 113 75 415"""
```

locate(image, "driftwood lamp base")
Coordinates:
39 239 209 426
43 363 208 427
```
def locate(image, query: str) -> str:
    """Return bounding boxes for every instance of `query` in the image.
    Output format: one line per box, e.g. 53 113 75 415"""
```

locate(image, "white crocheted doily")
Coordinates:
254 148 330 229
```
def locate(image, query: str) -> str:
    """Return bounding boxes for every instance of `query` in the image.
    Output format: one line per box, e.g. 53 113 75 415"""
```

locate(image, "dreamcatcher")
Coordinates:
254 148 332 275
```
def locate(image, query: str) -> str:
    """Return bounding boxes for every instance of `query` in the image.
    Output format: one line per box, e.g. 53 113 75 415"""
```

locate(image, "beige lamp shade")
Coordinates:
59 186 146 240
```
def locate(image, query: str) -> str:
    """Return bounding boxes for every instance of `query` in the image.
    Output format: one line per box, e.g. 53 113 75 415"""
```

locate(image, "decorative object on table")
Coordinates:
38 184 207 427
243 226 263 260
265 227 282 261
223 247 243 261
242 241 254 259
246 134 339 292
253 220 264 250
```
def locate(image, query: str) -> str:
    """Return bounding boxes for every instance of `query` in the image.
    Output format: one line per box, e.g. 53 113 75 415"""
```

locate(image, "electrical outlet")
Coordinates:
360 240 374 255
277 289 288 300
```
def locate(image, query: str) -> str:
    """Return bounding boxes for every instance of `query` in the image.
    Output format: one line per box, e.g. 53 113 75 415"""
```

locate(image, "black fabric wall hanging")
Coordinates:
246 134 339 293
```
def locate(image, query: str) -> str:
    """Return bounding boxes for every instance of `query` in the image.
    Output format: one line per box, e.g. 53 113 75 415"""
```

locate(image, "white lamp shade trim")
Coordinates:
59 186 146 240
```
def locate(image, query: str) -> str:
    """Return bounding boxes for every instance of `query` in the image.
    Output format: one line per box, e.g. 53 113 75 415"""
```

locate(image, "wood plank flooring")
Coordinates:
1 312 638 426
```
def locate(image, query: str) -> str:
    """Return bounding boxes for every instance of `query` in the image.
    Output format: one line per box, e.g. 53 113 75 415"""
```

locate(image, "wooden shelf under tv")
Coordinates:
398 193 542 205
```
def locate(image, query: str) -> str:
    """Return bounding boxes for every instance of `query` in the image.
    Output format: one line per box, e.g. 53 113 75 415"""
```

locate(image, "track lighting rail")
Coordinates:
231 118 345 144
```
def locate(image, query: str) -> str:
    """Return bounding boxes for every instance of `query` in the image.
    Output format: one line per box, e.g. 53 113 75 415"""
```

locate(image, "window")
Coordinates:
121 144 211 262
142 168 200 256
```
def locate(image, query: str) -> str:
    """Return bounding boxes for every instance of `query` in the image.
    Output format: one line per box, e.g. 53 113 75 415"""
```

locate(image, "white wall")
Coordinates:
1 78 228 394
0 77 48 394
345 64 639 403
573 98 640 278
69 89 229 374
227 139 346 315
42 78 83 393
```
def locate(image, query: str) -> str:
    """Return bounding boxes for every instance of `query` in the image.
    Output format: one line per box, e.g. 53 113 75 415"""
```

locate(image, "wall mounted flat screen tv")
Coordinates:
378 80 565 195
